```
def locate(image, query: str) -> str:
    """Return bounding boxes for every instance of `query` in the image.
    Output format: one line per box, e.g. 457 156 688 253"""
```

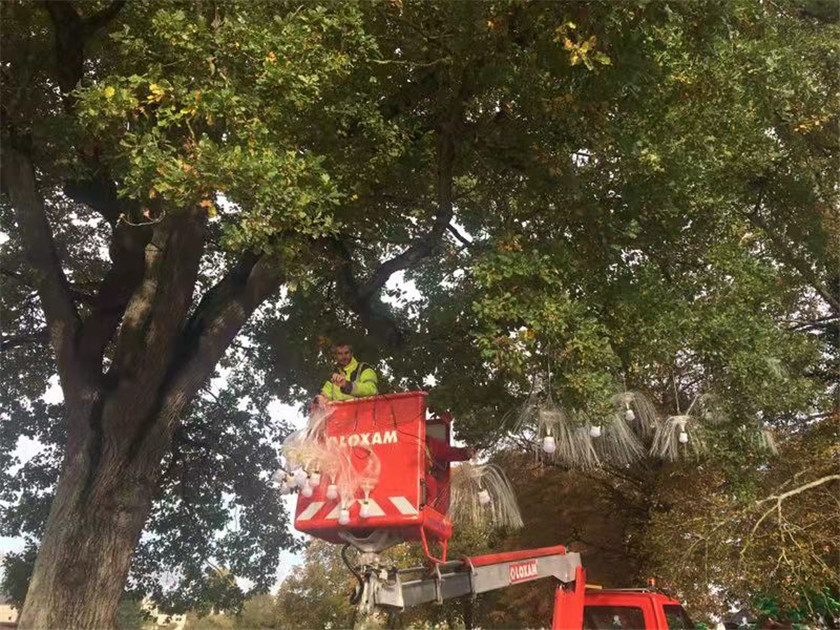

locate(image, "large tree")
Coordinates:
2 0 837 628
0 0 425 626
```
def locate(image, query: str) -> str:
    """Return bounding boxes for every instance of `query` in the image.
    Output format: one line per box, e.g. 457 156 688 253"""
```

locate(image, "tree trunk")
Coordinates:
17 424 157 629
13 213 284 628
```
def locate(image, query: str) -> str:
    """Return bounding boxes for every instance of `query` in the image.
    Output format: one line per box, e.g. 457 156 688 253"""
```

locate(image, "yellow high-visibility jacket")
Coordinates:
321 357 378 401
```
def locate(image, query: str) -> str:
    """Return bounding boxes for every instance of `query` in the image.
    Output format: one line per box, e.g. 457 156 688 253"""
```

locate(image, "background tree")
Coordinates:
114 598 151 630
273 542 357 630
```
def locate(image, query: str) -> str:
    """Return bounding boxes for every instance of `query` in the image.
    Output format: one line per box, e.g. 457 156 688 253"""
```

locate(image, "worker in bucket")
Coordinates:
317 341 378 403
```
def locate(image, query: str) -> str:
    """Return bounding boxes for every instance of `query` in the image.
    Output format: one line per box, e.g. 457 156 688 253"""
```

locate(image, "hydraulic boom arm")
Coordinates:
358 545 581 614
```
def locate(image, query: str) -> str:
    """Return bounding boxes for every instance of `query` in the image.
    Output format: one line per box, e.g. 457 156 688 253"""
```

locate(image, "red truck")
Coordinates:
291 394 696 629
358 543 695 629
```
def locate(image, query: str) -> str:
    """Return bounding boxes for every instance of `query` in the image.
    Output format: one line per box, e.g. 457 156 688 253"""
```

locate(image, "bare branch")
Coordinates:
1 330 49 352
755 474 840 507
741 474 840 561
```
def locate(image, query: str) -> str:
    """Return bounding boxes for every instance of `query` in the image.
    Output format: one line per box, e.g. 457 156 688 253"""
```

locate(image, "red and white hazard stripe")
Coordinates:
296 495 417 521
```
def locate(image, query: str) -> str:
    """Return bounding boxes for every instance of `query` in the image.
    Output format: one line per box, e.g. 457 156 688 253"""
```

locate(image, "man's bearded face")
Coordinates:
333 345 352 368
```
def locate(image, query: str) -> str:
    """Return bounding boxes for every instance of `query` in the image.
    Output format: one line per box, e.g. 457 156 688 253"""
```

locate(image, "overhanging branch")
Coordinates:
334 83 465 346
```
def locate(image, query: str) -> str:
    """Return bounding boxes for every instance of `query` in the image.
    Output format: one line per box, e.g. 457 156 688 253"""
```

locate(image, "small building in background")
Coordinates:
0 593 18 628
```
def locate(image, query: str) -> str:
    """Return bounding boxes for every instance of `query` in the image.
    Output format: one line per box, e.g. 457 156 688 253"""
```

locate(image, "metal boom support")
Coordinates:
357 545 582 614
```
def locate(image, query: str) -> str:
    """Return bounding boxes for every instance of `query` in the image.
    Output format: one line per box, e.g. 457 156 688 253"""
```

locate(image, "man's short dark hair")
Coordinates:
331 341 351 350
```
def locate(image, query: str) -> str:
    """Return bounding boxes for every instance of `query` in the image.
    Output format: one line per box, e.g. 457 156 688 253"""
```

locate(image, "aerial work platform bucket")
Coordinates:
293 392 453 561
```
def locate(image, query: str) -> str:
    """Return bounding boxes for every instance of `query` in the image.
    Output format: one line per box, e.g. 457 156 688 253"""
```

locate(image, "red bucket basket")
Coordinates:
293 392 452 561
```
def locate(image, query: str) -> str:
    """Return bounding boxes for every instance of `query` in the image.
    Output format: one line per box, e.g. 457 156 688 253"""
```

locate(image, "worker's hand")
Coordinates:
331 373 346 387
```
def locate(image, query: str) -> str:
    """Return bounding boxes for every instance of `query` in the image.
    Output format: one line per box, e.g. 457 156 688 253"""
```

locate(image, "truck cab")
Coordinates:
582 589 695 630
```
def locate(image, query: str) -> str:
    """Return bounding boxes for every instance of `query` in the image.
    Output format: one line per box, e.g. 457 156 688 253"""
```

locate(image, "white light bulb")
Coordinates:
294 469 308 486
542 435 556 454
326 484 338 500
359 502 371 519
338 508 351 525
310 472 321 488
625 409 636 422
589 425 602 438
478 489 491 505
286 473 298 488
301 480 313 498
679 431 689 444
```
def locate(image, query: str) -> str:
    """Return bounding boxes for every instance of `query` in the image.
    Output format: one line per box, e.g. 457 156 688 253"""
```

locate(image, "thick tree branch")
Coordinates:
64 175 139 226
332 237 405 348
1 143 80 372
110 208 208 385
82 0 129 35
42 0 144 369
168 252 284 400
43 0 127 99
1 266 97 305
129 252 285 464
62 166 156 369
447 223 473 248
77 221 152 369
68 207 208 490
360 122 457 299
